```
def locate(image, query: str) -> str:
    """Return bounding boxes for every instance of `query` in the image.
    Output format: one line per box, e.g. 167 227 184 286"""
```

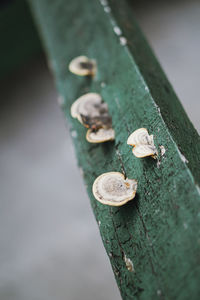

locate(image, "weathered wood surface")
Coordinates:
28 0 200 299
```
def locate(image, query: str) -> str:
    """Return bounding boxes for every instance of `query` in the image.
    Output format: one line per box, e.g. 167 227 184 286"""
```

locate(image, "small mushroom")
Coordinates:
86 128 115 143
71 93 115 143
92 172 137 206
71 92 113 126
127 128 158 159
68 56 96 76
71 93 103 125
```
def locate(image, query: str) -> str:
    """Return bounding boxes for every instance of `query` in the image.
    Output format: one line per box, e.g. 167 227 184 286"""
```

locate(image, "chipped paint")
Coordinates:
119 36 127 46
124 254 134 272
114 97 120 108
113 26 122 36
104 6 111 13
157 290 162 296
101 82 106 88
160 145 166 156
99 0 108 6
178 150 189 164
157 160 161 168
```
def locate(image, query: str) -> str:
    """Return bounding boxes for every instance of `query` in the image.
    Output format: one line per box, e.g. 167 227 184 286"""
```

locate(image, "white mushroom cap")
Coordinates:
68 56 96 76
92 172 137 206
71 93 102 122
71 92 112 131
86 128 115 143
127 128 158 158
127 128 153 146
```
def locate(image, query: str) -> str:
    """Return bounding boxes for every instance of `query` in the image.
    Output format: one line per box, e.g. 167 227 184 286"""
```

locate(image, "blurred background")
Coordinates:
0 0 200 299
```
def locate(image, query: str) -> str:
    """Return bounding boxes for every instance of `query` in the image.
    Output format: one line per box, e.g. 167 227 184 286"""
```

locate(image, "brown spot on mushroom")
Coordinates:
124 254 135 272
68 56 96 76
71 93 115 143
81 114 112 130
127 128 158 159
160 145 166 156
92 172 137 206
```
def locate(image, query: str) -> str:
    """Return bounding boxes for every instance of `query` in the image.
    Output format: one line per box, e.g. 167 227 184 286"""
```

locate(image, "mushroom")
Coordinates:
71 93 115 143
92 172 137 206
71 93 104 125
127 128 158 159
68 56 96 76
86 128 115 143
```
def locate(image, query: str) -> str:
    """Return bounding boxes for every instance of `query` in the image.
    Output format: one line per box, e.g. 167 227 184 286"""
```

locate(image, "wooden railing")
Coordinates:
10 0 200 298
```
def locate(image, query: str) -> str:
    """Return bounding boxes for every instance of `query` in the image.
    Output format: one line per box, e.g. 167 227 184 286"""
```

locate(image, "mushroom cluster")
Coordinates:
71 93 115 143
92 172 137 206
127 128 158 159
69 56 160 207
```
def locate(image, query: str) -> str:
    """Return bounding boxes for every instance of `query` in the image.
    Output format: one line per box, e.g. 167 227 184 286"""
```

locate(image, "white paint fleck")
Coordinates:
196 185 200 195
104 6 111 13
157 160 161 168
110 19 115 28
157 290 162 296
98 220 101 226
115 97 120 108
119 36 127 46
160 145 166 156
183 223 188 230
124 254 135 272
109 252 112 257
145 86 149 92
113 26 122 36
71 130 77 138
57 95 65 107
100 0 108 6
180 152 189 164
101 82 106 88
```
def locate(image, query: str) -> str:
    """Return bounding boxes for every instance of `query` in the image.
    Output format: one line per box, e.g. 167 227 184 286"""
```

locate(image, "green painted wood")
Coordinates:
28 0 200 299
0 0 41 78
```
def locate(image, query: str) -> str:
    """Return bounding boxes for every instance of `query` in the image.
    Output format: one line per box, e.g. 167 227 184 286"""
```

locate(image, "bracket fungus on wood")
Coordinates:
71 93 115 143
68 55 96 76
127 128 158 159
71 93 102 124
86 128 115 143
92 172 137 206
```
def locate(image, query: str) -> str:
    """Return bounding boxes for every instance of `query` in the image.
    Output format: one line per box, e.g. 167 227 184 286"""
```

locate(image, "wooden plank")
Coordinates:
0 0 41 78
27 0 200 299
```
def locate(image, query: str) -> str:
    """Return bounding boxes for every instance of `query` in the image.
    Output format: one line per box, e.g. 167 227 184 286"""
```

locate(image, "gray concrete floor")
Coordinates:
0 1 200 300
